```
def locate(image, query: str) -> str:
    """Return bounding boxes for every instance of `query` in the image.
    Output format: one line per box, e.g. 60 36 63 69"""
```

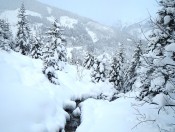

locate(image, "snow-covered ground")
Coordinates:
60 16 78 29
78 94 175 132
86 28 98 43
47 7 52 15
0 51 174 132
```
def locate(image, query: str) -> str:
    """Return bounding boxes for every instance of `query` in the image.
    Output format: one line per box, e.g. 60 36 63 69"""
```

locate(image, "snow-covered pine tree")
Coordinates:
30 36 43 59
124 42 142 92
0 19 12 51
91 57 106 83
70 48 84 65
83 52 94 69
138 0 175 101
109 44 125 92
42 53 59 85
15 3 30 55
42 19 67 85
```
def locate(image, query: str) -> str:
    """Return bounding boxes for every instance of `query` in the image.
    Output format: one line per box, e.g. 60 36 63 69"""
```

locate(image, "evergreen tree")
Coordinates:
70 48 84 65
0 19 12 51
91 57 106 83
42 53 59 85
138 0 175 101
42 19 67 85
124 42 142 92
15 3 30 55
83 52 94 69
31 36 43 59
109 44 125 92
47 19 67 69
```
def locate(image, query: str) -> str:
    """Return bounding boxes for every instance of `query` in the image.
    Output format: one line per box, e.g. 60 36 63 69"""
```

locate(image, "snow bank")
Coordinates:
1 51 174 132
0 51 115 132
77 96 175 132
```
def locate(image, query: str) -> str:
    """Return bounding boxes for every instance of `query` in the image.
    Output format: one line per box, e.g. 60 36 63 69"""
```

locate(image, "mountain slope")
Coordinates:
0 0 139 57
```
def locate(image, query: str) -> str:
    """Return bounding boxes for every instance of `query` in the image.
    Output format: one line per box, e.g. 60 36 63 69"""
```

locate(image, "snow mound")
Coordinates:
0 51 70 132
0 51 115 132
77 96 175 132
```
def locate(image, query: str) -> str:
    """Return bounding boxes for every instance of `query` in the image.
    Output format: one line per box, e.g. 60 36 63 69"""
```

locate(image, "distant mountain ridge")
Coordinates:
0 0 150 57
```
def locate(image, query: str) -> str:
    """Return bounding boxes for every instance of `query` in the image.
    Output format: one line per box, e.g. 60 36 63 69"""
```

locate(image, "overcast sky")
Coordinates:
38 0 158 26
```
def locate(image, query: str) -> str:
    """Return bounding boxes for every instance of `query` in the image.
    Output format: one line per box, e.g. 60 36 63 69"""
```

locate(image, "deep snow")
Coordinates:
0 51 174 132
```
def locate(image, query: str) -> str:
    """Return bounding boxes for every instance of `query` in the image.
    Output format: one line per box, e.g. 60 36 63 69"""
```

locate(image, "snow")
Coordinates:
0 9 42 36
165 43 175 51
73 107 81 117
67 46 82 59
153 93 168 107
26 10 42 18
0 9 41 21
164 15 171 25
0 50 174 132
0 51 69 132
0 50 114 132
60 16 78 29
87 21 114 33
47 7 52 14
63 100 76 111
77 94 175 132
166 7 175 14
127 38 132 41
46 16 55 22
86 28 99 43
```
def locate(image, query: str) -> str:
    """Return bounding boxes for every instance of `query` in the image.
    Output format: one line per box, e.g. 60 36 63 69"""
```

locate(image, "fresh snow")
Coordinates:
86 28 99 43
0 51 114 132
67 46 82 59
46 16 55 22
0 9 42 21
60 16 78 29
0 9 42 36
47 7 52 14
73 107 81 117
0 50 174 132
77 95 175 132
87 21 114 33
164 15 171 25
